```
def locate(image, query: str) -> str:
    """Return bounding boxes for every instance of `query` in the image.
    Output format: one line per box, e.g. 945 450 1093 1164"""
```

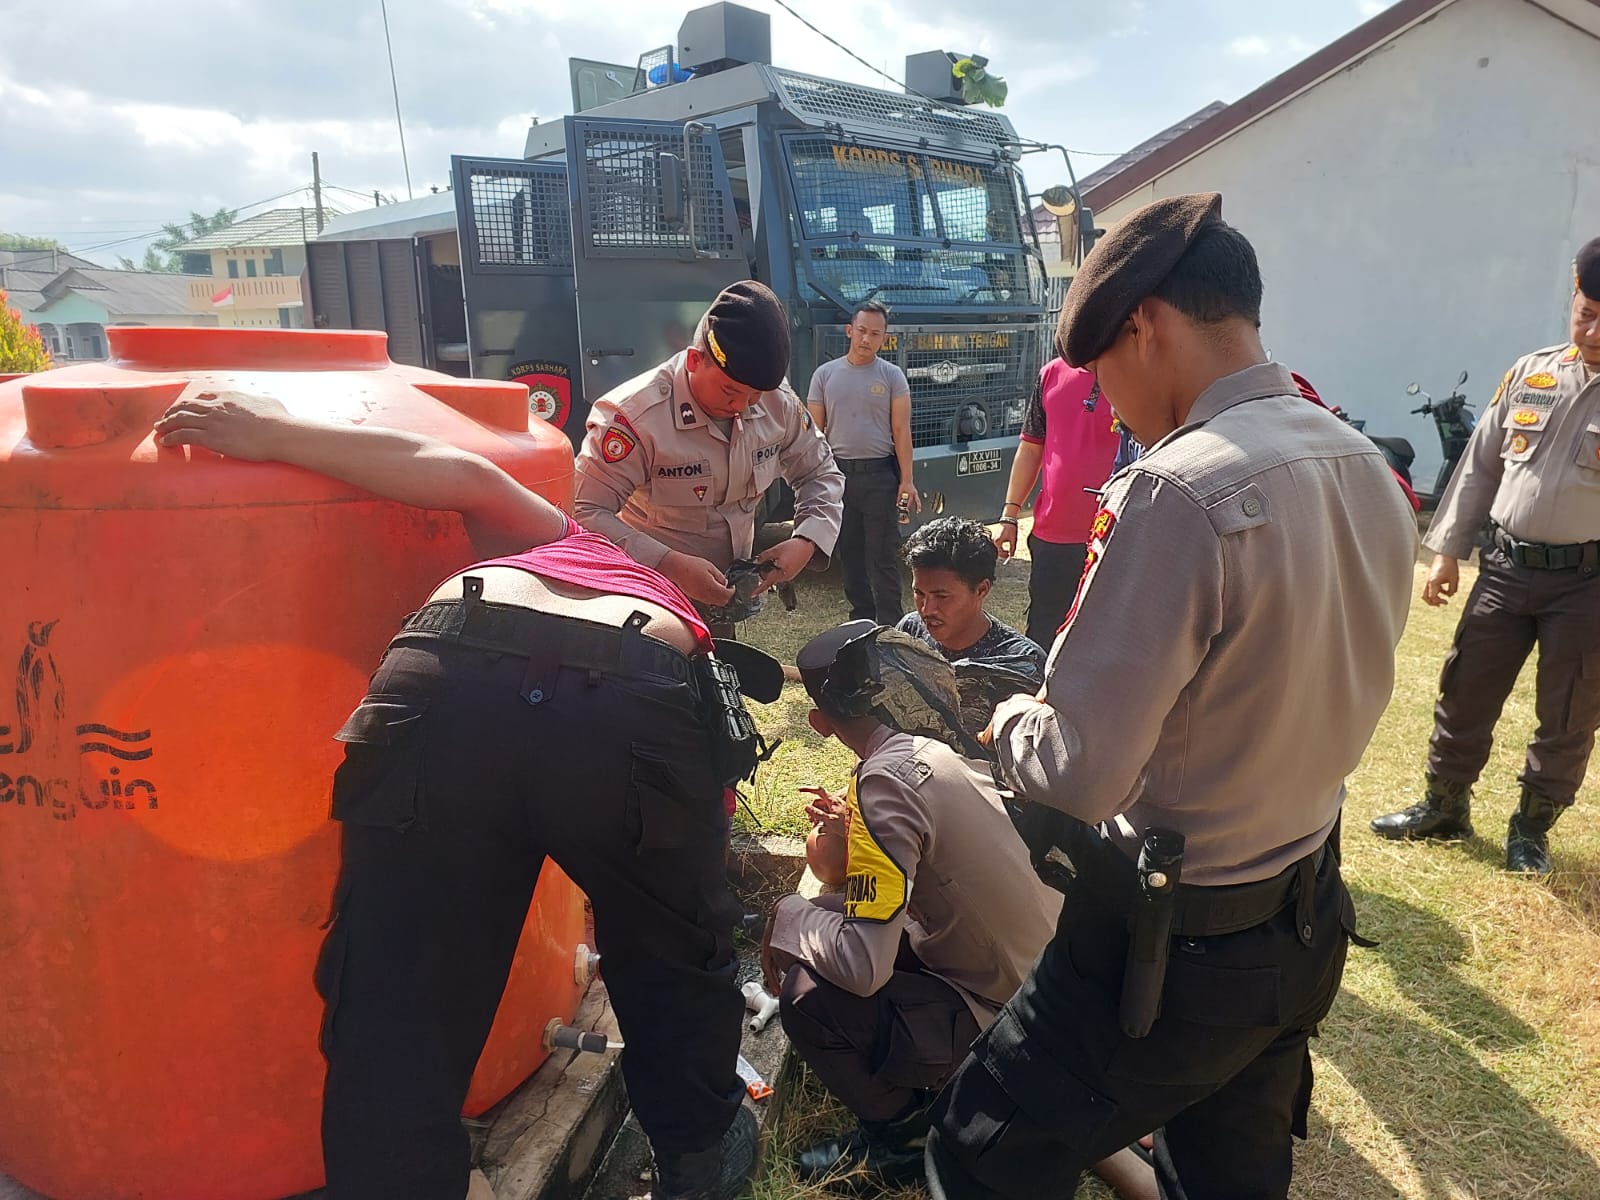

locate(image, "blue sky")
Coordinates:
0 0 1392 265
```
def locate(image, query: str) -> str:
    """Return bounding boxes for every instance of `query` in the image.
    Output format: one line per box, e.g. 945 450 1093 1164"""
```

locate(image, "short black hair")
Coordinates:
903 517 997 588
851 300 891 325
1152 220 1263 329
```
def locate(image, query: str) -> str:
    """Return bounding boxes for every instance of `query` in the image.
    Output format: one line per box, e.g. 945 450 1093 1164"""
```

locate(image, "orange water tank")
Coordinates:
0 328 588 1200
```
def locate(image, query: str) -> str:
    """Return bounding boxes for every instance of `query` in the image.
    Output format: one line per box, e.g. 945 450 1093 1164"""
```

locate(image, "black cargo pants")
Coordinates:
1024 534 1089 652
837 456 904 624
779 935 981 1123
925 844 1354 1200
315 615 744 1200
1428 544 1600 807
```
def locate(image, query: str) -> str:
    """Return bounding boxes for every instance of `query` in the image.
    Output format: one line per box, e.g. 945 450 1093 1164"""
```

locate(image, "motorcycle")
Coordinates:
1360 370 1474 508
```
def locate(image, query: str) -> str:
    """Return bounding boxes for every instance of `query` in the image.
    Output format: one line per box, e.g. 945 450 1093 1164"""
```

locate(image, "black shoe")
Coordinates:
653 1107 759 1200
795 1093 932 1190
1370 801 1473 840
1505 813 1553 876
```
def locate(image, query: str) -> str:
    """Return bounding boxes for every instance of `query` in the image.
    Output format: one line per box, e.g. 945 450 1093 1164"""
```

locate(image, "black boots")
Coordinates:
653 1106 759 1200
1371 775 1474 840
1506 788 1565 876
795 1091 934 1190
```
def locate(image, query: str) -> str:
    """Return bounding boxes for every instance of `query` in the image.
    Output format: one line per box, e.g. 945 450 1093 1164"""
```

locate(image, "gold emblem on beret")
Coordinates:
706 327 729 368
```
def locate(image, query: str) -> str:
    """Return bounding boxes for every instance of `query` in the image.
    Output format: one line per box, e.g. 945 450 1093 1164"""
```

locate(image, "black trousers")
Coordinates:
316 623 744 1200
925 845 1354 1200
779 936 981 1122
837 457 904 624
1025 534 1089 651
1428 544 1600 807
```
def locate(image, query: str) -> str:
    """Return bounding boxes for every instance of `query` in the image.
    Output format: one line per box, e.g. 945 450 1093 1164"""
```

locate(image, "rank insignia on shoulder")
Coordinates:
679 401 696 425
600 424 637 463
1491 369 1513 405
1563 345 1581 363
1512 410 1542 426
1523 373 1557 390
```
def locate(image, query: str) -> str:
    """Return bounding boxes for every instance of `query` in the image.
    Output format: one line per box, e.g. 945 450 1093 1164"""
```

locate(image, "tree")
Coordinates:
0 289 51 374
141 207 238 273
0 233 68 252
117 246 175 273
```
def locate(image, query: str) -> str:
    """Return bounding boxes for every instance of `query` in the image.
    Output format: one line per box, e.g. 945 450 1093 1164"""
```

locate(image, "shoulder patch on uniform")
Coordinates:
1563 345 1581 363
1089 507 1115 541
1491 369 1513 406
889 756 934 788
842 774 909 924
1523 372 1557 390
600 422 637 463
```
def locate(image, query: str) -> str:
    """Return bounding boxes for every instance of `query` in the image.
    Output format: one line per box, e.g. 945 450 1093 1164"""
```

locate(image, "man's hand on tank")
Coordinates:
754 536 815 589
153 391 297 461
1422 554 1461 607
660 550 735 606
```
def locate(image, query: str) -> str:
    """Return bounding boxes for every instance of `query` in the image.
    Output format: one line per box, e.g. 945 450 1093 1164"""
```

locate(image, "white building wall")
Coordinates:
1095 0 1600 482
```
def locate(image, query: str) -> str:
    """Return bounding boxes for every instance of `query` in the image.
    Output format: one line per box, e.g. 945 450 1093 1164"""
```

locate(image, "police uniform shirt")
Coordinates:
807 357 910 461
768 727 1062 1026
573 351 844 571
993 363 1418 885
1425 343 1600 558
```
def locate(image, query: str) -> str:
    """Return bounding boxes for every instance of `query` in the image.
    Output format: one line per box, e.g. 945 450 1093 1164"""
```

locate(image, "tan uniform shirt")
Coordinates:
1425 344 1600 559
572 352 844 571
995 363 1418 885
769 727 1062 1026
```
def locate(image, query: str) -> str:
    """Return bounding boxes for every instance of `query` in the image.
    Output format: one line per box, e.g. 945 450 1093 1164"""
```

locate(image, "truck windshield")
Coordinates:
784 136 1035 309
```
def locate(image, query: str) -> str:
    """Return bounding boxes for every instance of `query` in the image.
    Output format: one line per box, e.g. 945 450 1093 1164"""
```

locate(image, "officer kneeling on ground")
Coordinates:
760 622 1156 1199
573 280 844 636
1371 237 1600 875
924 194 1418 1199
153 393 777 1200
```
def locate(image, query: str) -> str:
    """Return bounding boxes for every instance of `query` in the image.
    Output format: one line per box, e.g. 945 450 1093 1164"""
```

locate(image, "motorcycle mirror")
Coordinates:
1457 370 1468 386
1406 383 1421 395
1040 185 1078 219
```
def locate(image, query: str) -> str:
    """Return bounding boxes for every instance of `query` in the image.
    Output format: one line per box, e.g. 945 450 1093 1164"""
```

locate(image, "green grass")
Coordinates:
736 522 1600 1199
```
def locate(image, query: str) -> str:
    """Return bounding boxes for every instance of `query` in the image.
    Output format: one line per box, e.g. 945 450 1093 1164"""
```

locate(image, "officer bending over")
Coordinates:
924 195 1417 1199
154 393 764 1200
574 280 844 635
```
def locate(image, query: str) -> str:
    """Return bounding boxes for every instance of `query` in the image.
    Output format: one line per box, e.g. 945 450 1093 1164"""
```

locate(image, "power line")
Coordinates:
380 0 415 201
1 186 315 272
758 0 1126 158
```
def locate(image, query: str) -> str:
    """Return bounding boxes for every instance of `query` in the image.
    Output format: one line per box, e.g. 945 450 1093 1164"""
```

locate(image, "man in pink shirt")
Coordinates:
994 357 1123 648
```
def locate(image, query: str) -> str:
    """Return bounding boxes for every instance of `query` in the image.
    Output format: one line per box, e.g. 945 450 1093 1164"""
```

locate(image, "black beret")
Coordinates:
797 620 877 707
1057 192 1223 367
1577 237 1600 301
703 280 791 391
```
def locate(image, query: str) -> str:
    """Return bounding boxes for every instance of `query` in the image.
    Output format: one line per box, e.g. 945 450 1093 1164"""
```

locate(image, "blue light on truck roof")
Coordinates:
648 63 696 86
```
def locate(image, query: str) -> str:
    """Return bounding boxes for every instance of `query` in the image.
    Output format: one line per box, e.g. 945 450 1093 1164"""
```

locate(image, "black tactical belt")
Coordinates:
399 599 698 695
1073 829 1327 939
1491 527 1600 570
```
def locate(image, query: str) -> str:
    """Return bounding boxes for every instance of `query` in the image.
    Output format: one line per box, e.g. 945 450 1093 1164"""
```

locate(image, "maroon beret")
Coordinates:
1056 192 1223 367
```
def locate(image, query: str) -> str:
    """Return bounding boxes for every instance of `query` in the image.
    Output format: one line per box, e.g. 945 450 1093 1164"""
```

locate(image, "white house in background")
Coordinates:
1078 0 1600 481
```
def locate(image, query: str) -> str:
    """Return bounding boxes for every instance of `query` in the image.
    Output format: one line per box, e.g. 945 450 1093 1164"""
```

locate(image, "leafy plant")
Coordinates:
951 55 1008 107
0 288 51 373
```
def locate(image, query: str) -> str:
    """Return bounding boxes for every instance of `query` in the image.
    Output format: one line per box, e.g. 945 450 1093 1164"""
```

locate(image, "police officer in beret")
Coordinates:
573 281 844 634
923 194 1418 1199
1371 238 1600 876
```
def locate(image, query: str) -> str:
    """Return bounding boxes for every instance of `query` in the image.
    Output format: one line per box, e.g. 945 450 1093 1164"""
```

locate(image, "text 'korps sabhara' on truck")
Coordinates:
307 1 1097 524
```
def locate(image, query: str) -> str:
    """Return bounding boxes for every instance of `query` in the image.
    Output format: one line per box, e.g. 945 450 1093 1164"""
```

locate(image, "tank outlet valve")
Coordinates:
543 1019 621 1055
574 944 601 985
741 981 780 1033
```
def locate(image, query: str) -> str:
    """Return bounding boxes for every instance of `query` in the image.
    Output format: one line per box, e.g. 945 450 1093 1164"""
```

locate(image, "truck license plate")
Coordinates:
956 449 1002 476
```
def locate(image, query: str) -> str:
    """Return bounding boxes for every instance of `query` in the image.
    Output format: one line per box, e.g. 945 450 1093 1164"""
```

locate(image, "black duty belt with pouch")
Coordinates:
699 639 786 790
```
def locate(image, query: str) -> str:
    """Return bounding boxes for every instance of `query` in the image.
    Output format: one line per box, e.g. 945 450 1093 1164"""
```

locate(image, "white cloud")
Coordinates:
1358 0 1389 16
1229 35 1273 58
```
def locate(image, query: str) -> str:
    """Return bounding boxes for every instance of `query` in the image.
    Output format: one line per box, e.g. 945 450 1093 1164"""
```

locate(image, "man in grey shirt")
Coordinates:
807 301 919 623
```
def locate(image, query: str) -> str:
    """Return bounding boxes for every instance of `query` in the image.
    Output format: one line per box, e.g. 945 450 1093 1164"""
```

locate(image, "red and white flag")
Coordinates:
210 286 234 308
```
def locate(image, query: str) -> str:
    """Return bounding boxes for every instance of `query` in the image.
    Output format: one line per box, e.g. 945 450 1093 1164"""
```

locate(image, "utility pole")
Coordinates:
311 152 325 234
